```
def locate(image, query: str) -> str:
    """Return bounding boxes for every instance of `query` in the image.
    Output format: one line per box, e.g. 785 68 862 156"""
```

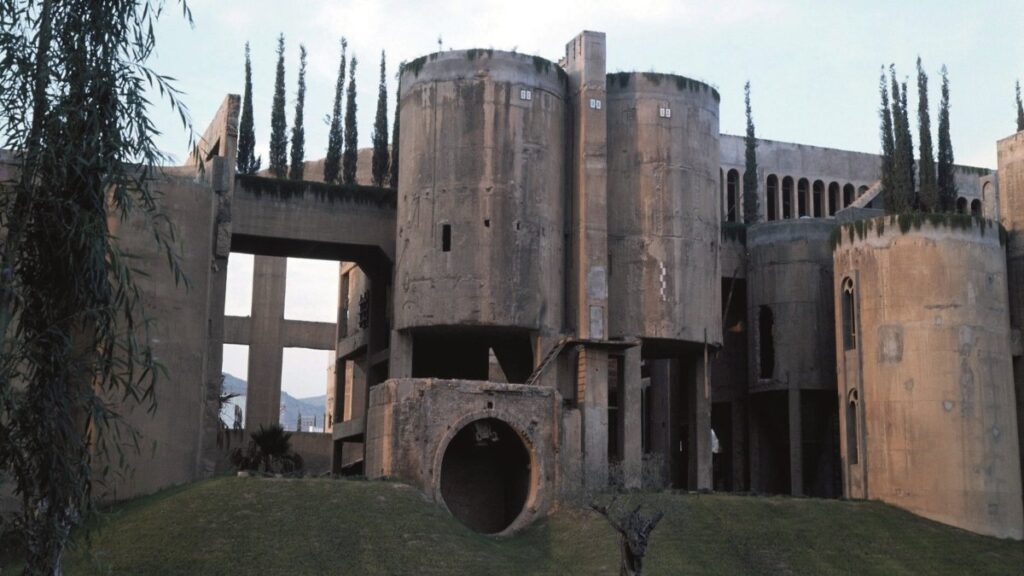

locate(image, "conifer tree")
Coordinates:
269 34 288 178
237 42 260 175
890 68 915 212
916 58 937 211
289 45 307 181
324 38 347 184
371 51 390 187
1016 80 1023 132
343 55 359 185
879 68 897 213
390 63 402 188
742 81 759 223
937 66 957 211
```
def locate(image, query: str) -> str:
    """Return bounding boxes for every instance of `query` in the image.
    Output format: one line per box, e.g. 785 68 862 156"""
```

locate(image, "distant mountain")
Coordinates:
221 373 327 432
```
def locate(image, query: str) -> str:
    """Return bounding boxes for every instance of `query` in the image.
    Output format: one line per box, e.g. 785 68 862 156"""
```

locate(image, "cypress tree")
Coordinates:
1016 80 1023 132
324 38 347 184
389 63 402 188
879 68 897 213
742 81 759 223
371 51 389 187
237 42 260 175
268 34 288 178
916 58 937 212
288 45 307 181
937 66 957 212
890 68 915 212
343 55 359 185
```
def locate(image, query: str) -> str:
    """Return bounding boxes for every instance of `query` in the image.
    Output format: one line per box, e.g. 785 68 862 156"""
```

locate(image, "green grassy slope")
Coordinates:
14 477 1023 575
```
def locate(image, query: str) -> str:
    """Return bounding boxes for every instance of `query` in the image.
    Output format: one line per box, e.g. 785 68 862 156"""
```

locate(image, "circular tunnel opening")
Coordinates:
439 418 532 534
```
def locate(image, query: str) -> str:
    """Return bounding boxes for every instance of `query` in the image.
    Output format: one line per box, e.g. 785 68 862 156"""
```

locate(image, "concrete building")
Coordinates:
67 30 1022 539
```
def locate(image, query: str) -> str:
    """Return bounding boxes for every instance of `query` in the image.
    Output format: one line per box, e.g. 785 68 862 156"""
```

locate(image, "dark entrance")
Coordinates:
439 418 532 533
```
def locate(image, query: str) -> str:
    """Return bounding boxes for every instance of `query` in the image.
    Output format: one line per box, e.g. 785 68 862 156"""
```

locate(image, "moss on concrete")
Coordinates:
830 213 1007 251
235 174 396 209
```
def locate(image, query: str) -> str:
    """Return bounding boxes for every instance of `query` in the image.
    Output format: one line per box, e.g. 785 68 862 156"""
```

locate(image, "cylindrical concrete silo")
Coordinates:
606 72 721 348
833 217 1023 539
395 50 566 335
746 219 839 497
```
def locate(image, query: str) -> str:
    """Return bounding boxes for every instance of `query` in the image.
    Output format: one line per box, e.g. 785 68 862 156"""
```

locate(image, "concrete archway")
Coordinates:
438 417 533 534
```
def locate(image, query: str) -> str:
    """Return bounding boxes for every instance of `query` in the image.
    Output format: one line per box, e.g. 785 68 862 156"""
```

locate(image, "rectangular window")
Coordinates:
659 107 672 118
442 224 452 252
519 89 532 101
589 98 602 110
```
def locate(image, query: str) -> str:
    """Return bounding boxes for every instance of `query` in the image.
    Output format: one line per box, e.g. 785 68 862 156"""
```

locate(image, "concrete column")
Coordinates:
776 181 783 221
622 342 642 489
731 398 747 491
388 329 413 379
245 255 287 431
579 348 609 492
789 387 803 496
691 352 712 490
565 31 611 494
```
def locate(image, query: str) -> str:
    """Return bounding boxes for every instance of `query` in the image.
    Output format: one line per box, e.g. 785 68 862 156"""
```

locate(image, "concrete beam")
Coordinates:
282 319 335 350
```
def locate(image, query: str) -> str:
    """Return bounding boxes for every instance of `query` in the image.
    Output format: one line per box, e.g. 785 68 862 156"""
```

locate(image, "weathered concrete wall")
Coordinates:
395 50 566 332
104 171 218 500
996 130 1024 518
606 72 722 346
834 219 1023 539
365 378 558 533
747 220 837 392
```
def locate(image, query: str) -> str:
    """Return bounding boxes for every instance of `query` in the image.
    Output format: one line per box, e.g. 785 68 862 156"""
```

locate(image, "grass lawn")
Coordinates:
4 476 1020 575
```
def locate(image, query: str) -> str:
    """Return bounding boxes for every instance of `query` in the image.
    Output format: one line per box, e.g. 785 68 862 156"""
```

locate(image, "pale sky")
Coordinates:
151 0 1024 169
167 0 1024 399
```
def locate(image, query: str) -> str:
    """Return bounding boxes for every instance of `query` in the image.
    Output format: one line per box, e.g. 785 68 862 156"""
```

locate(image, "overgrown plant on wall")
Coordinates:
269 34 289 178
916 58 938 212
371 51 390 187
743 81 759 224
324 38 347 184
0 0 192 571
343 55 359 185
288 45 307 181
937 66 956 211
237 42 261 175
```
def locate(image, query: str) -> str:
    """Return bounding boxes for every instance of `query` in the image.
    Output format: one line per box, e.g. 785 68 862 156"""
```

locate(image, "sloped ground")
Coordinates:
6 476 1021 575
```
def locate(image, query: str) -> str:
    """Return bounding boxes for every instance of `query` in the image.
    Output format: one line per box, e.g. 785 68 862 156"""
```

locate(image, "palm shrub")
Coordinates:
231 423 304 474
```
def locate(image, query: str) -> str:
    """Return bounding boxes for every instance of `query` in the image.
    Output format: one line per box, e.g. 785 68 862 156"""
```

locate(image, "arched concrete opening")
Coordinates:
439 418 532 534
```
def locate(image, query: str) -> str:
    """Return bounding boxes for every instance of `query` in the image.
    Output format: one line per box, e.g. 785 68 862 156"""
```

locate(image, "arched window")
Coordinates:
727 169 740 223
846 389 859 466
798 178 809 217
758 305 774 380
982 181 991 202
782 176 794 219
956 197 967 214
841 277 856 350
970 199 981 216
858 185 868 196
767 175 779 221
812 180 824 218
843 183 855 207
720 168 725 219
828 182 840 215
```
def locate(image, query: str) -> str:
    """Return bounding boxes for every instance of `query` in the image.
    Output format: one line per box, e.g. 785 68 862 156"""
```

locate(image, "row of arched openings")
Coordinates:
721 169 867 223
956 197 982 216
